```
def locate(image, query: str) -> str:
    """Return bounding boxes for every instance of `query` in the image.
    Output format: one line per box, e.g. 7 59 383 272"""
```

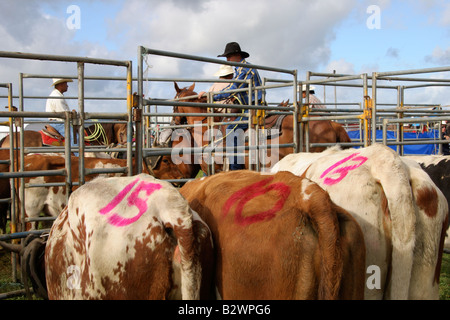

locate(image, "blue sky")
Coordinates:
324 1 449 73
0 0 448 114
33 0 449 73
39 0 125 52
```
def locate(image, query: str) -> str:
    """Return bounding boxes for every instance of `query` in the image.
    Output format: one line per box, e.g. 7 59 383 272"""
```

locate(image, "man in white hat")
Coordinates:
301 84 324 109
46 78 79 154
208 65 234 105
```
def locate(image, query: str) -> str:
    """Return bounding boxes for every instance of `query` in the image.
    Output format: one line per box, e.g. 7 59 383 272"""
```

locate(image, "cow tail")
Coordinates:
304 184 344 299
371 153 416 299
170 207 202 300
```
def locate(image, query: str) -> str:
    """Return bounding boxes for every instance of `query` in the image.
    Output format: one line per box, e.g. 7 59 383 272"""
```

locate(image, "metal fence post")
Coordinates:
77 62 85 186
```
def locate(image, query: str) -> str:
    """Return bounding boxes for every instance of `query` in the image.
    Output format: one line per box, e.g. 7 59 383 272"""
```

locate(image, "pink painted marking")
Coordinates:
222 177 291 226
319 153 368 186
99 178 162 227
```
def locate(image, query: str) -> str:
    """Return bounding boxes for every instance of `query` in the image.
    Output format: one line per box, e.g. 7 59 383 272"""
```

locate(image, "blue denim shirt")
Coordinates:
213 59 263 106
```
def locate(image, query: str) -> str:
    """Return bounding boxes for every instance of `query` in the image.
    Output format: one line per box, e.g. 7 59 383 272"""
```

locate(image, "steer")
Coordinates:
179 170 366 300
45 173 214 300
405 155 450 251
272 144 448 300
20 153 183 230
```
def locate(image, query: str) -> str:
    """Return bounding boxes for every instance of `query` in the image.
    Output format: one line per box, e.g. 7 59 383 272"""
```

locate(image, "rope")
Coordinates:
84 122 108 145
203 96 246 148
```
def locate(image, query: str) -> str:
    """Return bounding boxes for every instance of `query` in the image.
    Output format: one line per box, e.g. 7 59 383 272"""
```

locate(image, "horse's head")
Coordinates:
174 82 207 103
278 99 290 107
172 105 186 126
173 82 207 126
146 142 197 187
175 82 193 98
146 127 200 186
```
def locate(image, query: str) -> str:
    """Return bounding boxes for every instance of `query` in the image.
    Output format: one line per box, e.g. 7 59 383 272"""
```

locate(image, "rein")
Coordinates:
174 86 246 148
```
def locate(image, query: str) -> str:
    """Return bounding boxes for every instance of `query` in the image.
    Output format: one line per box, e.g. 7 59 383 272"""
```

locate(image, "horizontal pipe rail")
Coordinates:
0 229 51 241
141 47 296 75
0 169 66 179
144 98 294 111
376 66 450 77
0 51 130 67
84 167 128 176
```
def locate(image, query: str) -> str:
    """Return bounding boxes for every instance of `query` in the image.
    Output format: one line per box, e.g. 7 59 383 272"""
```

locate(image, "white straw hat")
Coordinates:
300 84 316 92
214 65 234 77
51 78 73 86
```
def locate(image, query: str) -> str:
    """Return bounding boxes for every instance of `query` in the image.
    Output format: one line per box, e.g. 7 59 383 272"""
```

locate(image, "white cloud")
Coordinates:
425 46 450 65
325 59 356 75
1 0 446 115
0 1 129 114
441 2 450 26
113 0 356 73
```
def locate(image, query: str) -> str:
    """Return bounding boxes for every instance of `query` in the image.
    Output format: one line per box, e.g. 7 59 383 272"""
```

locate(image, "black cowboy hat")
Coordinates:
218 42 250 58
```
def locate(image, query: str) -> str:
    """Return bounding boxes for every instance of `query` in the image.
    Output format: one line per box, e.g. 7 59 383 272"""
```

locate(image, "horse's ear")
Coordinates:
286 99 290 105
188 83 195 92
174 82 181 93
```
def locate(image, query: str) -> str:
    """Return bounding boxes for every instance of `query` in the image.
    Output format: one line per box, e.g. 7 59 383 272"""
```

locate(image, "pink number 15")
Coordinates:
99 178 162 227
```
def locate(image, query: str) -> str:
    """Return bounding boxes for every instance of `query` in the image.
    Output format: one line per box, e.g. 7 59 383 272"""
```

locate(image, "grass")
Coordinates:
0 252 26 299
440 252 450 300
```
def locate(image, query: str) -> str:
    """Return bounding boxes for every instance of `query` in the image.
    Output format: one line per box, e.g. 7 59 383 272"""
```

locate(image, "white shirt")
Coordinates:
209 82 233 107
307 94 325 109
46 89 70 121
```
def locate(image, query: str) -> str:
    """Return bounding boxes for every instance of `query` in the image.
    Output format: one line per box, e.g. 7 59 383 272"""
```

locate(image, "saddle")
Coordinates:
40 125 65 146
143 129 173 176
39 125 88 147
260 114 287 139
239 114 286 144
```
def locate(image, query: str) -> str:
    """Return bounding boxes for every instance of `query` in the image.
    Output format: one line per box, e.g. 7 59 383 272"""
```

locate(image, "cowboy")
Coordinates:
301 84 324 109
45 78 79 154
208 65 235 109
208 64 234 104
199 42 263 170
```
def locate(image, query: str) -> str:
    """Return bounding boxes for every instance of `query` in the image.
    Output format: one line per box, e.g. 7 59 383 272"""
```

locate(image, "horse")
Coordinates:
172 82 352 173
0 122 129 158
150 126 202 182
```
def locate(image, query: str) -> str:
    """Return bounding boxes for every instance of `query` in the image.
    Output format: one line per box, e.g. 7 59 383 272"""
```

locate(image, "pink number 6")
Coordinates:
320 153 368 186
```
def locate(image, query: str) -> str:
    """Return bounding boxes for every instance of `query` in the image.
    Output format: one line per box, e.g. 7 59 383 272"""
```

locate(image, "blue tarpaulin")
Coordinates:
347 129 441 155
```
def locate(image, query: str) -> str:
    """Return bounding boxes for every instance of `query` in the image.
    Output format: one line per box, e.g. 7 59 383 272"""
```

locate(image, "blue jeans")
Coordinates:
51 122 79 156
226 116 248 170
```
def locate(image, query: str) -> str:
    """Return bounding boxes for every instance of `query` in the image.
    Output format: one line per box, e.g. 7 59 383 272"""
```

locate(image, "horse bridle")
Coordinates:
171 105 186 126
173 89 208 125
